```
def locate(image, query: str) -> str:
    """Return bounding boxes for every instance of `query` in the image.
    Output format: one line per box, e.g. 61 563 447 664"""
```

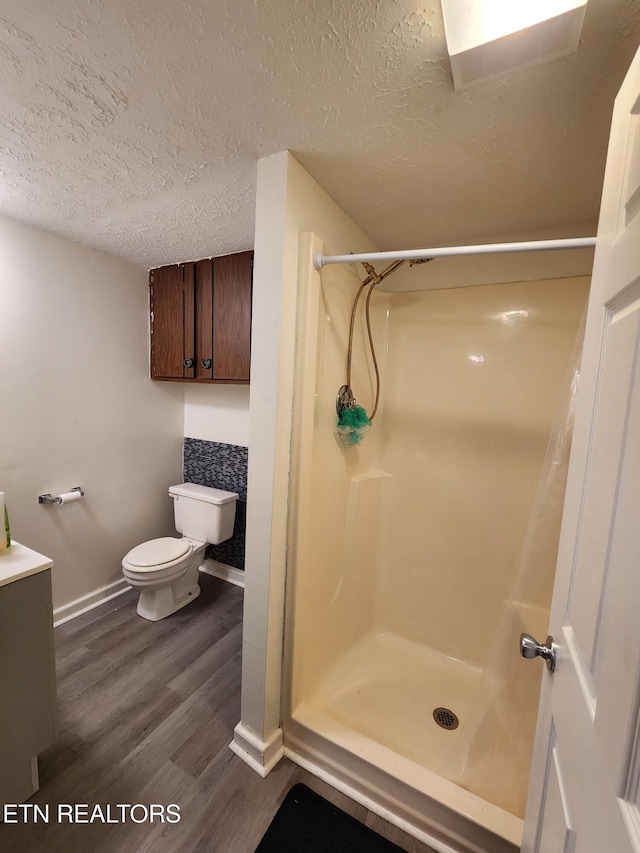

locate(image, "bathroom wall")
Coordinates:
287 268 588 707
234 151 380 766
0 216 184 612
183 385 250 447
378 276 589 669
287 256 392 707
183 385 250 571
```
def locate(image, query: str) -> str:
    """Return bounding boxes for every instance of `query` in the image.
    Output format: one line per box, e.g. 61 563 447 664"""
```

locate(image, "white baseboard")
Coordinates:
53 559 242 629
229 722 284 777
53 577 131 627
200 558 245 588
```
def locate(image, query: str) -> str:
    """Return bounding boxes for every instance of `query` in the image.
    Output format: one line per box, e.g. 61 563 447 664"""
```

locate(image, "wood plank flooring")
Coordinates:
0 574 436 853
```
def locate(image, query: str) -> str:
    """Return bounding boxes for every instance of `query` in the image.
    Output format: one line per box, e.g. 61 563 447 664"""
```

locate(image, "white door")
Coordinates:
522 47 640 853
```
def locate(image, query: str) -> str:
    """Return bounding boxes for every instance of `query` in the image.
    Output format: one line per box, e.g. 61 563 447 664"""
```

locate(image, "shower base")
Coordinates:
312 631 481 769
286 631 522 852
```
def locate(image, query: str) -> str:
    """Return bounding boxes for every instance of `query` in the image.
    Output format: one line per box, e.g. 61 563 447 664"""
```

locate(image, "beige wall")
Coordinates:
287 257 392 707
290 264 588 702
0 216 184 611
377 276 589 668
233 151 380 770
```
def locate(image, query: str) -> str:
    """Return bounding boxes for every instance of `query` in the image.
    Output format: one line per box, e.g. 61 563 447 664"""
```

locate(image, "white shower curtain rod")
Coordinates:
312 236 597 270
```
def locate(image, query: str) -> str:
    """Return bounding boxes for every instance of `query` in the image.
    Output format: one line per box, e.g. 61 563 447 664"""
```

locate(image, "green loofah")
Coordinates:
336 404 372 447
337 405 372 429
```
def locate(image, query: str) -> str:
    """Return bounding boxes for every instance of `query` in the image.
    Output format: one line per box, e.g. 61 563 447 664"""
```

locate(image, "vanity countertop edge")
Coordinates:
0 542 54 588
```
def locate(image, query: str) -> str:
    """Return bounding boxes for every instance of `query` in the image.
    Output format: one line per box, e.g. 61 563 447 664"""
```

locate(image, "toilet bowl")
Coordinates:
122 483 238 621
122 536 205 621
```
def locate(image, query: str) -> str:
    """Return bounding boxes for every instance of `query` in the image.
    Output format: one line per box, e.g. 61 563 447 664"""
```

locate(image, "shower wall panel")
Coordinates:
377 277 589 669
288 259 392 708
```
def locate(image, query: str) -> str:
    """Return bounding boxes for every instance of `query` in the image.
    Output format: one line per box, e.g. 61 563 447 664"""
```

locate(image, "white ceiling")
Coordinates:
1 0 639 268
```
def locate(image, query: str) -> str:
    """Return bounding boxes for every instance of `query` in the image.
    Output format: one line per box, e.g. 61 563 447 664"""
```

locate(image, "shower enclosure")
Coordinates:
283 233 589 851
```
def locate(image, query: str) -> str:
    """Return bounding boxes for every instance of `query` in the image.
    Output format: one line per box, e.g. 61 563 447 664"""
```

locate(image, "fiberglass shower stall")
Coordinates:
283 232 589 852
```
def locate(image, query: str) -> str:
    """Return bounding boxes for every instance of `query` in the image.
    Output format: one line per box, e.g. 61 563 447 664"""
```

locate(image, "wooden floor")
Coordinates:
0 574 436 853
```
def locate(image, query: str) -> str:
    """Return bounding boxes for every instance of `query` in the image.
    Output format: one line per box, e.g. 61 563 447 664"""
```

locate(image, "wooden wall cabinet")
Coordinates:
150 250 252 383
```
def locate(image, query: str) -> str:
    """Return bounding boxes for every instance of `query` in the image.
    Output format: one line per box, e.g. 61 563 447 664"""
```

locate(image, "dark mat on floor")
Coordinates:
255 783 407 852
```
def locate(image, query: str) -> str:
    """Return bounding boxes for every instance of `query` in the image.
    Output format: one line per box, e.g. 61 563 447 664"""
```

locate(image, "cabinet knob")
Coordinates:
202 358 212 369
183 358 194 369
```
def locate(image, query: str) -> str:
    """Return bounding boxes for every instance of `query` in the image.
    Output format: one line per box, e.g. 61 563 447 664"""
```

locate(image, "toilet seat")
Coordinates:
122 539 197 590
123 561 189 584
125 537 191 569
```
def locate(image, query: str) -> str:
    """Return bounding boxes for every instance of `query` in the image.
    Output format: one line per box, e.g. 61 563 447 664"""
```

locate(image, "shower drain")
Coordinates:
433 707 459 730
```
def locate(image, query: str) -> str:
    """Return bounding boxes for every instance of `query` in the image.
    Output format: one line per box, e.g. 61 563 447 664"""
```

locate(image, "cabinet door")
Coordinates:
150 263 195 379
0 570 57 805
195 259 214 380
212 251 252 381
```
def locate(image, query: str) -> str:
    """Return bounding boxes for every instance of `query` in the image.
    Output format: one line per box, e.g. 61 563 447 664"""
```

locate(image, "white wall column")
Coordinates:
231 150 381 775
230 152 292 774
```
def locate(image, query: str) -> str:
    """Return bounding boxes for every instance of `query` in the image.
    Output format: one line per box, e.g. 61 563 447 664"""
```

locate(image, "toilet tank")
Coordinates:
168 483 238 544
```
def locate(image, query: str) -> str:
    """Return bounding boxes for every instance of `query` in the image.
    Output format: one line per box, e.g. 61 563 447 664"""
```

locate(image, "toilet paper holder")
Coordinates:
39 487 85 505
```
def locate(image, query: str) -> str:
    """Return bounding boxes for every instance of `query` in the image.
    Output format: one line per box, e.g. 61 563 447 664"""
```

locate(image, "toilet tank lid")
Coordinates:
169 482 239 505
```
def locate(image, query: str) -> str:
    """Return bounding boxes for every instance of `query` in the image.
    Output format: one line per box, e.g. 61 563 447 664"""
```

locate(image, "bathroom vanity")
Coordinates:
0 543 57 806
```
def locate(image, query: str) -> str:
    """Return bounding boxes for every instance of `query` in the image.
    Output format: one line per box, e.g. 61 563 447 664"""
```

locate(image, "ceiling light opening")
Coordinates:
441 0 589 89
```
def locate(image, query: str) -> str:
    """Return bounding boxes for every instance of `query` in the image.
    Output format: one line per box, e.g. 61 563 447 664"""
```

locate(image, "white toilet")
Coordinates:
122 482 239 621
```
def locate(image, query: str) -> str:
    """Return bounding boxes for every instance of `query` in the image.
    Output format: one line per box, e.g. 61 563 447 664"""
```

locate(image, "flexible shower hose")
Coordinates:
346 259 406 421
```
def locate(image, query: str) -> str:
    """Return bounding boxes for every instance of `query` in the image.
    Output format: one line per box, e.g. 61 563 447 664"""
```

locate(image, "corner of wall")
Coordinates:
235 150 381 773
229 723 284 778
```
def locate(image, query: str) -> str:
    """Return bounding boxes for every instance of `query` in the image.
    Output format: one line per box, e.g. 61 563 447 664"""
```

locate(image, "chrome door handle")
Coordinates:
520 633 557 672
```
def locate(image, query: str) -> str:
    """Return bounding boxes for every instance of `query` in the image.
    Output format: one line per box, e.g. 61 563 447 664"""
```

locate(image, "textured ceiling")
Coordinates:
1 0 639 267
